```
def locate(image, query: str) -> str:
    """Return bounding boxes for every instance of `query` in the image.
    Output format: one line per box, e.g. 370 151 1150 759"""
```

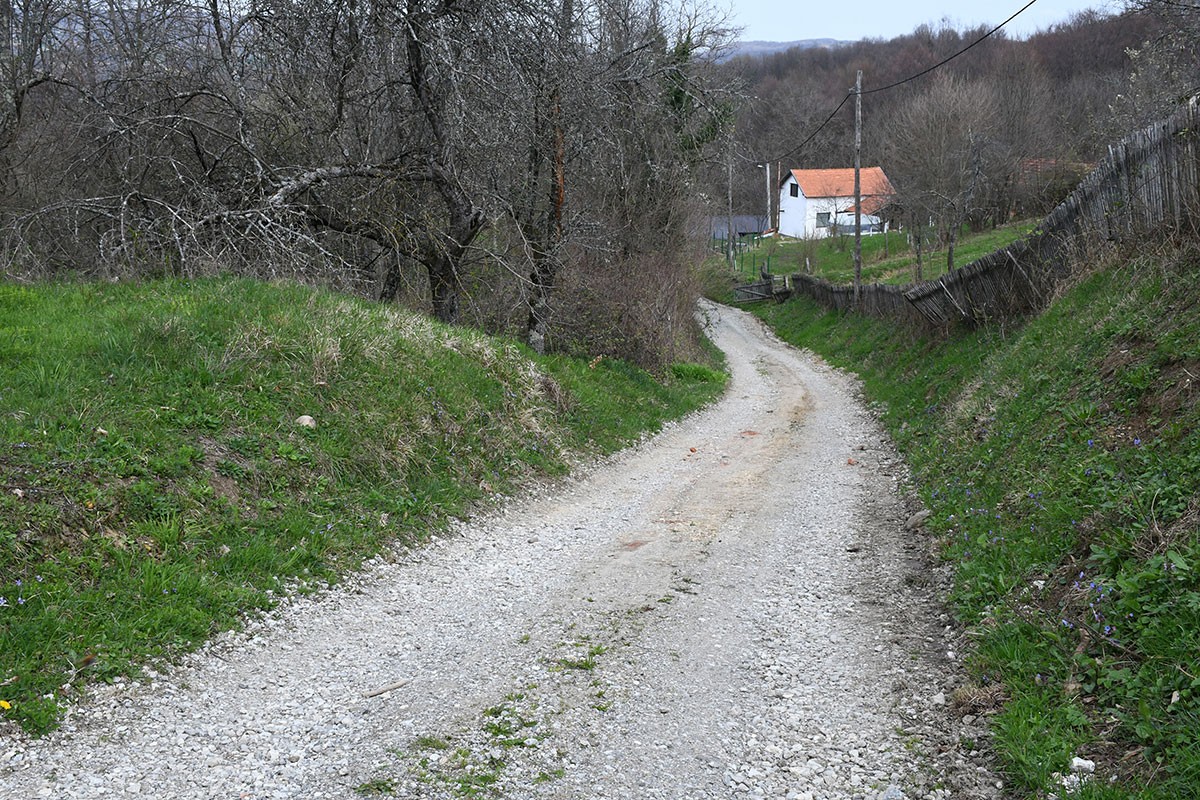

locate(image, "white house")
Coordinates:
778 167 895 239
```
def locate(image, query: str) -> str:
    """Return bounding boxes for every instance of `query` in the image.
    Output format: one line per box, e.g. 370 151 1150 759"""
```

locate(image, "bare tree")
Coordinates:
886 74 1001 272
0 0 735 368
1112 1 1200 134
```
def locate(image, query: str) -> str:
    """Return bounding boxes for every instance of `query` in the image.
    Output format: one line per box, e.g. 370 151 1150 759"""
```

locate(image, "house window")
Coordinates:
789 183 799 197
816 212 831 227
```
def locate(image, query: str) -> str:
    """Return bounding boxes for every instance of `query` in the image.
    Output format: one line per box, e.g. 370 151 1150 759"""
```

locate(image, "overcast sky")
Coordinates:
729 0 1121 42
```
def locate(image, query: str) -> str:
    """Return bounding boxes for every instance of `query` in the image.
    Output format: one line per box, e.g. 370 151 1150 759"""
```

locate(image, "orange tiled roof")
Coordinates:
846 195 891 216
790 167 895 201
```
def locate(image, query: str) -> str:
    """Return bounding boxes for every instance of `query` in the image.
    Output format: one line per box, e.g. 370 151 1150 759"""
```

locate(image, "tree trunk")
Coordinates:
426 192 484 324
379 252 404 302
910 213 924 282
429 255 460 324
526 269 551 353
404 0 486 325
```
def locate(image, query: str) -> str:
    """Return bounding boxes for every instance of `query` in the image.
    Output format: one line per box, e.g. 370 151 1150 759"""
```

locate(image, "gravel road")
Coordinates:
0 301 1002 799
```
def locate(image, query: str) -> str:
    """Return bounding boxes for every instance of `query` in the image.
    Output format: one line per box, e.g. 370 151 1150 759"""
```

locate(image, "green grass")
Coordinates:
712 219 1036 287
555 642 607 671
354 777 398 796
0 277 726 735
402 693 544 797
738 242 1200 799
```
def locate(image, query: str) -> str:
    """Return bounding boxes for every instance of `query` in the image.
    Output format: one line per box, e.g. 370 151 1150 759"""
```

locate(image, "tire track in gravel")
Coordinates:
0 301 1000 800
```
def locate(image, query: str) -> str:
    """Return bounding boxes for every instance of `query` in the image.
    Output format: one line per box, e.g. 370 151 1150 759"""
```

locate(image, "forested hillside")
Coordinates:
712 5 1191 244
6 0 1195 373
0 0 737 369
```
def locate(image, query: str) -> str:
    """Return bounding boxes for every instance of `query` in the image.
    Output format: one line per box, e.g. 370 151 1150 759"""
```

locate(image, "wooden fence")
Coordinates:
788 96 1200 327
789 273 927 325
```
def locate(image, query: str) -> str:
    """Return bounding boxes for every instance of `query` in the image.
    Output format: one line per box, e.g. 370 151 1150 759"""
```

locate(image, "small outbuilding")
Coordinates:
709 214 769 241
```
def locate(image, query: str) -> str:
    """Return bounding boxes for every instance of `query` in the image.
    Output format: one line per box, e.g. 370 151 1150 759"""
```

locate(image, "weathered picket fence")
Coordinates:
788 274 927 325
787 96 1200 326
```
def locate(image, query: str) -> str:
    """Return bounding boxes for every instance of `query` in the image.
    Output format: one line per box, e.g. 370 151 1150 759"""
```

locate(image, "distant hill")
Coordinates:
718 39 846 61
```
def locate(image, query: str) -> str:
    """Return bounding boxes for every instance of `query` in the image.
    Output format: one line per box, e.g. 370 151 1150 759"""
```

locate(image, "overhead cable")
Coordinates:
766 0 1040 164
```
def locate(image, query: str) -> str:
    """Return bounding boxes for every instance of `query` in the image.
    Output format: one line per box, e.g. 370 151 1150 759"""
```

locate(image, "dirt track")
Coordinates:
0 301 999 799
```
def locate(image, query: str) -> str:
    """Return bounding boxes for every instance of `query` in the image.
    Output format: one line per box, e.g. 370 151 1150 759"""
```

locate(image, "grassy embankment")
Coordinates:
719 242 1200 798
0 278 726 735
717 219 1036 286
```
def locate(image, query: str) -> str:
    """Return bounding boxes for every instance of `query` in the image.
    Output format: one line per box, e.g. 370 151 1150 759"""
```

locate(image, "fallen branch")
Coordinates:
362 678 410 698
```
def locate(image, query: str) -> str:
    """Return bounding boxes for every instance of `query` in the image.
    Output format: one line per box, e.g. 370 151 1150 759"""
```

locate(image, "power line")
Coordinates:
764 0 1040 165
770 93 853 166
862 0 1039 94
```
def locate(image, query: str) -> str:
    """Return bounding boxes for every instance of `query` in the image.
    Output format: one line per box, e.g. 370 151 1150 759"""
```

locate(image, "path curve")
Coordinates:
0 302 999 799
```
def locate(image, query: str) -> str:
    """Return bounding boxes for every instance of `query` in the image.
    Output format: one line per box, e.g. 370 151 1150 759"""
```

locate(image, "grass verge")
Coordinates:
712 219 1036 286
0 277 726 735
737 242 1200 798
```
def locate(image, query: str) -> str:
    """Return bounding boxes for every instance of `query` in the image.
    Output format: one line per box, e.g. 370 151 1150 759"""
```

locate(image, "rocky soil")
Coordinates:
0 301 1002 799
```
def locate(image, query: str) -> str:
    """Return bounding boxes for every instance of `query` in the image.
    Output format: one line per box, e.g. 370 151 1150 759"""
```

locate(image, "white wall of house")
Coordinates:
778 175 808 238
778 176 854 239
806 196 845 238
834 211 887 234
778 177 888 238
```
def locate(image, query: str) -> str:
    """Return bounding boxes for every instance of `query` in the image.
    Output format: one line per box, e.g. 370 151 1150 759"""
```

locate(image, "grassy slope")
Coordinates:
719 220 1036 286
738 244 1200 798
0 278 725 734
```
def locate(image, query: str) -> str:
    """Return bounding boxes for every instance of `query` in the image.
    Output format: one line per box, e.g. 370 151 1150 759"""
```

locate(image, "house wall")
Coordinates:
778 178 849 239
777 176 808 238
833 212 888 235
806 196 845 239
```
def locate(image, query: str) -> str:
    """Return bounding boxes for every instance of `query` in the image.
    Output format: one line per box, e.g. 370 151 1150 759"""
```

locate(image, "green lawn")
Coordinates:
713 220 1037 286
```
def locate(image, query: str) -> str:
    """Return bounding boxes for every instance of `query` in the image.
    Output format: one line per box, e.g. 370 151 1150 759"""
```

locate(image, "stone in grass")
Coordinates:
1050 767 1093 797
295 415 317 429
1070 757 1096 774
903 510 932 531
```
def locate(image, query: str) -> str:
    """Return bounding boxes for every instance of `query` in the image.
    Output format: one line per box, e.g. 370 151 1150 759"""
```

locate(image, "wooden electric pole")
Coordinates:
775 161 781 232
726 142 735 270
853 69 863 304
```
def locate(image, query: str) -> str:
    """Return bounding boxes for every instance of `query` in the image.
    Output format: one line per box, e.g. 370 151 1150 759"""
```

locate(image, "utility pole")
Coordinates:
726 142 735 270
775 161 781 232
853 69 863 304
760 163 770 236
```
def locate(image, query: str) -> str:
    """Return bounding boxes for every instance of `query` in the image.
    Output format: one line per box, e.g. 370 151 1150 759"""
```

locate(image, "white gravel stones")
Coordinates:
0 302 999 799
1071 757 1096 774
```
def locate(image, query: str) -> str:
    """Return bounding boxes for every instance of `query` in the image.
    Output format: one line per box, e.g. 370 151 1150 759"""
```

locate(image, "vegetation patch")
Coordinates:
397 688 548 798
554 642 608 672
0 278 725 735
354 777 398 796
735 242 1200 798
711 220 1036 287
